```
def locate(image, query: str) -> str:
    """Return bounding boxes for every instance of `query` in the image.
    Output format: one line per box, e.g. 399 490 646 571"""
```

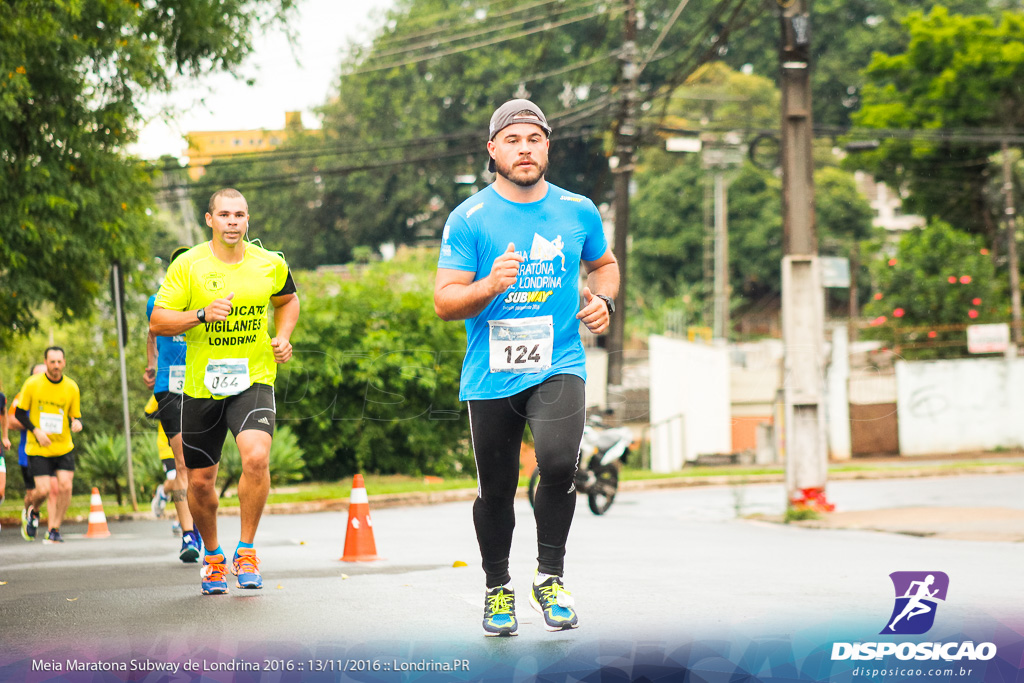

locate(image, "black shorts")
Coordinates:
21 465 35 490
161 457 176 475
29 451 76 478
153 391 183 439
181 383 276 469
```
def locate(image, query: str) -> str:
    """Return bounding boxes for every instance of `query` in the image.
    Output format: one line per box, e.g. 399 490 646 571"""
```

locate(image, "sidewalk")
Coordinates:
10 453 1024 541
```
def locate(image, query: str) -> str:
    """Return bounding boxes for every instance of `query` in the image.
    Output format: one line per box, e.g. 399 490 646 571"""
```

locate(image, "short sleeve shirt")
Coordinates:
17 374 81 457
147 294 188 393
154 242 295 400
437 183 608 400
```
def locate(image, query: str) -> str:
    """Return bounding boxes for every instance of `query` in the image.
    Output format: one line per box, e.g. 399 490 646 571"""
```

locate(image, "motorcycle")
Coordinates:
527 416 633 515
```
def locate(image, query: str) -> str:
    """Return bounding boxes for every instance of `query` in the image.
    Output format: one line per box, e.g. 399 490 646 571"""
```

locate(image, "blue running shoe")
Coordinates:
530 573 579 631
179 531 201 563
483 586 518 637
232 548 263 589
200 553 228 595
42 528 64 544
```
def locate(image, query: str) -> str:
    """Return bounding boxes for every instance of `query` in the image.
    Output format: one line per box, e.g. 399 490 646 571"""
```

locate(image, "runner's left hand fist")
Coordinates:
576 287 610 334
271 337 293 363
70 418 83 433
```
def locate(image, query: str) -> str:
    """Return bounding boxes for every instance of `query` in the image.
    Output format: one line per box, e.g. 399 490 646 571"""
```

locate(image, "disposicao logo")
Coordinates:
831 571 997 663
882 571 948 635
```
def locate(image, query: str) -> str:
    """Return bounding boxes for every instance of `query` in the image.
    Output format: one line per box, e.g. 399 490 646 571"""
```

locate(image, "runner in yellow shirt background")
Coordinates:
16 347 83 544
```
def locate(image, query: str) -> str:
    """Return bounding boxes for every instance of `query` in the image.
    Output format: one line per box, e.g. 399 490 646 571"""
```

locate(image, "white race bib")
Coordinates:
203 358 251 396
39 411 64 434
168 365 186 395
488 316 554 374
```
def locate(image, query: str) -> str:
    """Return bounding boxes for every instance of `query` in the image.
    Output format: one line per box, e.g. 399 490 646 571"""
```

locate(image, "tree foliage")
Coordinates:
0 0 296 347
846 7 1024 240
276 252 471 479
719 0 1011 128
186 0 767 266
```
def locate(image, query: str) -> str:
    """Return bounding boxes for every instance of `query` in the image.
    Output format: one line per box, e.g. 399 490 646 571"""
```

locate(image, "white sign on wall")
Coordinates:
967 323 1010 354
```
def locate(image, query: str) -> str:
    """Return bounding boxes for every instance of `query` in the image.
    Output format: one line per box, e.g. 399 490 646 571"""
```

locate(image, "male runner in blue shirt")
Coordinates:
145 247 201 562
435 99 620 636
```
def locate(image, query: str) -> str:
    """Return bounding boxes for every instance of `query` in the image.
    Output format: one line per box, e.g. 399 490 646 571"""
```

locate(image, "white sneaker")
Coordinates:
151 484 167 518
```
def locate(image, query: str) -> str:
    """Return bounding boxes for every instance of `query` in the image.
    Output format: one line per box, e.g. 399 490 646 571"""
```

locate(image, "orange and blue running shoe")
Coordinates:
232 548 263 589
200 553 228 595
483 586 518 637
530 572 579 631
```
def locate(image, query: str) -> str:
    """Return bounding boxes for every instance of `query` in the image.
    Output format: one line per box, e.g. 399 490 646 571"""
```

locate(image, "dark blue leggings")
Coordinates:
467 374 586 588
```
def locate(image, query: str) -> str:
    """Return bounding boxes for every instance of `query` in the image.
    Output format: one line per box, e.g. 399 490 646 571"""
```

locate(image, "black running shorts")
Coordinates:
28 451 76 478
153 391 183 439
181 383 276 470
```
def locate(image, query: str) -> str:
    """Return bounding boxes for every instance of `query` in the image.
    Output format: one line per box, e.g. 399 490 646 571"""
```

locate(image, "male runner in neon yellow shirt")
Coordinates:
151 188 299 595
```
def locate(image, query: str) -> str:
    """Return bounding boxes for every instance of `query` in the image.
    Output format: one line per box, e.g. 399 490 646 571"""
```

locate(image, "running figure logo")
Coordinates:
530 233 566 272
881 571 949 635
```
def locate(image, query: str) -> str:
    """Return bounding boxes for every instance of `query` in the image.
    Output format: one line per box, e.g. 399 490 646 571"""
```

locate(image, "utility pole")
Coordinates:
778 0 832 511
607 0 638 388
712 170 730 339
1002 140 1022 351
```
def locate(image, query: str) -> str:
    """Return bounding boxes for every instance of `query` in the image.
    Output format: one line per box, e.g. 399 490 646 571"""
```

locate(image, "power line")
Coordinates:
372 0 603 58
346 6 621 75
154 124 603 197
372 0 568 43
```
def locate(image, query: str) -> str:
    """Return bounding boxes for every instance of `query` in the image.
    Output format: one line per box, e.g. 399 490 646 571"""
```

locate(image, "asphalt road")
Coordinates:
2 473 1022 682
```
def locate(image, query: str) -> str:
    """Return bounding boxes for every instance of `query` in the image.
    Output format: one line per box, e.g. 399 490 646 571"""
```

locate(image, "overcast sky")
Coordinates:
131 0 394 161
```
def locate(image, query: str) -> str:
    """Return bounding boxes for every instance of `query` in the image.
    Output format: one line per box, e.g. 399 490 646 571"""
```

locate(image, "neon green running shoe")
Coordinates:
483 586 518 637
530 573 578 631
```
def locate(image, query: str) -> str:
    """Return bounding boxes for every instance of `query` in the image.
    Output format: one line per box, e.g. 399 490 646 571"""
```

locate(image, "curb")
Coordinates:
7 462 1024 525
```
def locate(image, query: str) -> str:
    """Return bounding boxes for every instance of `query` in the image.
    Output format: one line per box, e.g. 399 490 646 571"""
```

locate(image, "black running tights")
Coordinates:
467 374 586 588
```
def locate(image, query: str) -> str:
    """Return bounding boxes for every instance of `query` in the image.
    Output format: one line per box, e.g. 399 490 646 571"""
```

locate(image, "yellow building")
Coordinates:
184 111 303 181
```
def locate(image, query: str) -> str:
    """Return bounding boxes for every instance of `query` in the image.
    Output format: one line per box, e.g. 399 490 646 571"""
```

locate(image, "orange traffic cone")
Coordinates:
340 474 380 561
85 487 111 538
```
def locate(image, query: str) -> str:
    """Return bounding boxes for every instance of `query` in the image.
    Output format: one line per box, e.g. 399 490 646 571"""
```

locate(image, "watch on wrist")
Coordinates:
196 308 206 323
595 294 615 314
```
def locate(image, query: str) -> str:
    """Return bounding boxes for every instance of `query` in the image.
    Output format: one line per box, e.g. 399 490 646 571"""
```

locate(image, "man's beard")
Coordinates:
496 156 547 187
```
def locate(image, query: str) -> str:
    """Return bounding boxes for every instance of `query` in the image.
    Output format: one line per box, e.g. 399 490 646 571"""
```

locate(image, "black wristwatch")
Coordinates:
196 308 206 323
595 294 615 314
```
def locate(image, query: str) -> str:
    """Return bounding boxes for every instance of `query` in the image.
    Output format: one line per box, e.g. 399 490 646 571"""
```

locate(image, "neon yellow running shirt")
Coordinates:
155 242 293 400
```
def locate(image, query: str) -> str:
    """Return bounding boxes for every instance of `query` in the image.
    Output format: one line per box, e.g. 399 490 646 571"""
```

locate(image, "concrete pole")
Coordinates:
112 263 139 511
1002 140 1022 350
606 0 638 388
713 171 730 340
779 0 831 511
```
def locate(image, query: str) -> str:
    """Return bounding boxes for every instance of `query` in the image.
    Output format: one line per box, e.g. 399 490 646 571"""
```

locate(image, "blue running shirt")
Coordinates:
146 294 188 394
438 183 608 400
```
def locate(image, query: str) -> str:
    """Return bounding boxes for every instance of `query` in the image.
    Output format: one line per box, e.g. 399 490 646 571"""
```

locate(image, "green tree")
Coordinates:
185 0 769 266
861 220 1008 359
0 0 296 347
847 7 1024 240
277 252 470 479
720 0 1009 128
630 149 871 323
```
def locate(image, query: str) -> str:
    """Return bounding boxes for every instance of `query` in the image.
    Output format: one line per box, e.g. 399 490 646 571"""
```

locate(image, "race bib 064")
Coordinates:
203 358 251 396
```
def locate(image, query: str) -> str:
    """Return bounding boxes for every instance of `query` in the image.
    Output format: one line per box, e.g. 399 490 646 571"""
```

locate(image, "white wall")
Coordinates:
648 335 731 472
896 357 1024 455
584 348 608 411
826 325 852 460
